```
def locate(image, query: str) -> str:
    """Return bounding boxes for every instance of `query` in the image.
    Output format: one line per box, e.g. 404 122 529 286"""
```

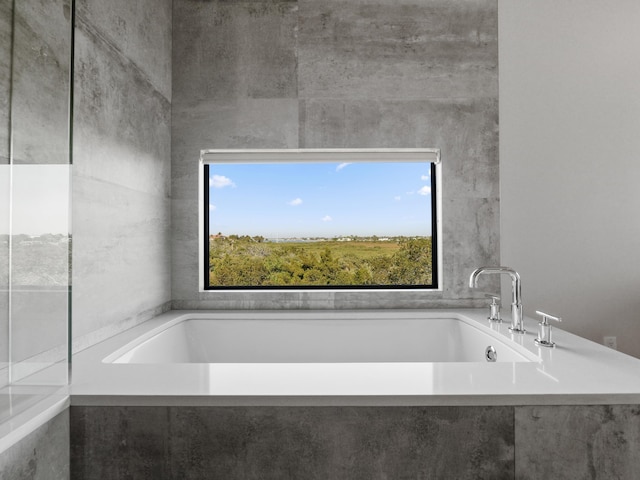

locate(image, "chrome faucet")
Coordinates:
469 266 525 334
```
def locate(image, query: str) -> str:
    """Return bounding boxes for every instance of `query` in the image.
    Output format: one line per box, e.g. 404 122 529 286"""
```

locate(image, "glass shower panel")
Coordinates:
10 166 70 384
0 167 7 388
7 0 71 387
0 0 12 390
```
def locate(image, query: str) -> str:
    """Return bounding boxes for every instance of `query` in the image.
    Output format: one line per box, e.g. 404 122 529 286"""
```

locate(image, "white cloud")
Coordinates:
336 163 351 172
210 175 235 188
289 198 303 206
418 186 431 196
421 174 430 181
322 215 332 222
394 196 402 201
209 204 216 210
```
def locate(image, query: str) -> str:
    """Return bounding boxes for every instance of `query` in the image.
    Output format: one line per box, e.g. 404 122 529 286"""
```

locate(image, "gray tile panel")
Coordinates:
71 405 514 479
297 0 498 100
172 0 298 103
10 0 71 165
515 405 640 479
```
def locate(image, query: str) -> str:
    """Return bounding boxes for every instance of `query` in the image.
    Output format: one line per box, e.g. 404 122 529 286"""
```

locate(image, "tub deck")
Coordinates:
71 309 640 406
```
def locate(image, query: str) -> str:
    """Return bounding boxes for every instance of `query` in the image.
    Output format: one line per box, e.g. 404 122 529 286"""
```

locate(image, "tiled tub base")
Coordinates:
515 405 640 479
71 404 640 479
71 406 514 479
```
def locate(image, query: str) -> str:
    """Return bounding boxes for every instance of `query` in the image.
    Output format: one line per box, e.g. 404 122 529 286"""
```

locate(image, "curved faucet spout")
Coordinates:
469 266 524 333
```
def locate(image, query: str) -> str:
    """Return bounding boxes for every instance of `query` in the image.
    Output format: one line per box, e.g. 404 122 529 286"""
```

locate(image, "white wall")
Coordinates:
499 0 640 357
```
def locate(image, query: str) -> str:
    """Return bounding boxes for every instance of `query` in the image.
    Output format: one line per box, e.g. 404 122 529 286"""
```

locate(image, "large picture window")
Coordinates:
201 149 440 290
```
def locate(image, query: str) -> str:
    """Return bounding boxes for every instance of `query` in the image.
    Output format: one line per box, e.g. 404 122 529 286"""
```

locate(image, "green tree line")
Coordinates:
209 236 433 287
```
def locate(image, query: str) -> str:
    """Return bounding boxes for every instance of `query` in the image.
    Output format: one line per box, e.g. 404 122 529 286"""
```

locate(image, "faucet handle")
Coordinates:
485 294 502 322
534 311 562 347
536 311 561 323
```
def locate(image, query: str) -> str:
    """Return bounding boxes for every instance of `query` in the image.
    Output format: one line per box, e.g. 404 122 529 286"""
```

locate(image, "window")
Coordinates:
200 149 440 290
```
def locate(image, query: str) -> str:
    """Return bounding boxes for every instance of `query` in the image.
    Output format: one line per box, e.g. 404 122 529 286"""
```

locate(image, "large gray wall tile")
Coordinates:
515 405 640 479
72 406 514 479
10 0 71 165
71 406 169 479
173 0 298 103
168 406 514 479
73 22 171 194
443 197 500 298
76 0 172 100
297 0 498 100
0 409 69 480
172 99 299 156
72 0 172 351
72 175 171 345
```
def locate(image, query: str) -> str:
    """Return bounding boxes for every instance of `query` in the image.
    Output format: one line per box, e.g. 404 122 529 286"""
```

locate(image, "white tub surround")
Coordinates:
71 310 640 406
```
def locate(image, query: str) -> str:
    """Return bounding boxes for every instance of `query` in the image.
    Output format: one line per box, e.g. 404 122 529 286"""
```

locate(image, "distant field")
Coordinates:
271 240 401 259
208 236 432 287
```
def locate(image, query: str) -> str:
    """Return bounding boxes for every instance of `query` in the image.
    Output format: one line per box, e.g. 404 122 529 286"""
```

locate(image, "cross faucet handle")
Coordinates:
535 310 562 347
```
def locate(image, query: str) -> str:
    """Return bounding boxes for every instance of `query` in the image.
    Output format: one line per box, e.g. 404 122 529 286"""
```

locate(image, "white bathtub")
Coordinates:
72 309 640 406
105 316 537 364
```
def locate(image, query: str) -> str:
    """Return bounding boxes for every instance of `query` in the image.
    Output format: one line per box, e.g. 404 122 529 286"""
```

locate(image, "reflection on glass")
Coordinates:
0 166 8 386
9 166 70 285
9 165 70 385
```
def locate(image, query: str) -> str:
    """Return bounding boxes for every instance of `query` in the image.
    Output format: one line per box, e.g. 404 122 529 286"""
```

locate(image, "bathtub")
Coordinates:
104 315 537 364
72 309 640 406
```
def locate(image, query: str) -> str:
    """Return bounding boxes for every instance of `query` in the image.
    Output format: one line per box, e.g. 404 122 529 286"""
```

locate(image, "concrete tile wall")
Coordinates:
10 0 71 165
515 405 640 479
71 404 640 479
71 405 514 479
72 0 173 351
0 409 69 480
171 0 500 309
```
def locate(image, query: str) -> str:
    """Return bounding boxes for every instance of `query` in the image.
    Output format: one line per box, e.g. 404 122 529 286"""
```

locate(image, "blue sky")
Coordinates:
208 162 433 238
